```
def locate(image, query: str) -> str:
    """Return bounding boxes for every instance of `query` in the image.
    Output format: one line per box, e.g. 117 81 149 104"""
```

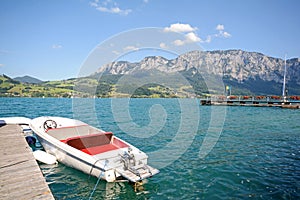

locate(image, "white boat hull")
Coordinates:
35 132 118 181
30 116 159 182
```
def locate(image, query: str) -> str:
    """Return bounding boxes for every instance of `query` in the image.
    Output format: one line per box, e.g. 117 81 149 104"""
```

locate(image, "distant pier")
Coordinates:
0 124 54 200
200 96 300 109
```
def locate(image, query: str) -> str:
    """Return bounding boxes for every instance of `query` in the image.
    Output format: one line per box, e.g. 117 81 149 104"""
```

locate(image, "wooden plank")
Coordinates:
0 125 54 200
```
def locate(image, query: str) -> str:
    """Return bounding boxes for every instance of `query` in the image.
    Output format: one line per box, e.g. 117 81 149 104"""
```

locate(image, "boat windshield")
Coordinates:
46 125 103 140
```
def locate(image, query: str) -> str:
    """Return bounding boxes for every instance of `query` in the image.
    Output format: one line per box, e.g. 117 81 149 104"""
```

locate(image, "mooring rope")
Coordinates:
88 159 102 181
88 159 108 200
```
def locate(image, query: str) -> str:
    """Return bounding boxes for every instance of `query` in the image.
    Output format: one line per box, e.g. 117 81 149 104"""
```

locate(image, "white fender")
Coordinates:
33 150 57 165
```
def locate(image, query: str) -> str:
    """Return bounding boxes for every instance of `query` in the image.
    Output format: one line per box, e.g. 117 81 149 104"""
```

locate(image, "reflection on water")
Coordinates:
40 163 155 199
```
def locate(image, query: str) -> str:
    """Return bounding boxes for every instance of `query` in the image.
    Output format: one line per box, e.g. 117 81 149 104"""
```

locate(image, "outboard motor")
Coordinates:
0 120 6 127
26 136 37 150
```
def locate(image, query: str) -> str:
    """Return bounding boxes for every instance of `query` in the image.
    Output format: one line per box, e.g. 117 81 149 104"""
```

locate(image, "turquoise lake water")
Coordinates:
0 98 299 199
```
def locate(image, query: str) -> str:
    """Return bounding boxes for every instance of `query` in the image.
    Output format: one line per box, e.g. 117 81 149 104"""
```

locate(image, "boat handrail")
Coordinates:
46 124 89 132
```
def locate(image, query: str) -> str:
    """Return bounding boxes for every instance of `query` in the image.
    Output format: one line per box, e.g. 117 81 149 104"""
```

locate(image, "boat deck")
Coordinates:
61 132 129 155
0 124 54 200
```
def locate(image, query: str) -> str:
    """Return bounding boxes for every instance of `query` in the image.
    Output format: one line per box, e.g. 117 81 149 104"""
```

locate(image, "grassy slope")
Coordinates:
1 73 299 97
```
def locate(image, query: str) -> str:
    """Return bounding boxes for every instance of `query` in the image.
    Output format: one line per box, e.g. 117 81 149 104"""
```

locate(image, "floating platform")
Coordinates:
200 97 300 109
0 124 54 200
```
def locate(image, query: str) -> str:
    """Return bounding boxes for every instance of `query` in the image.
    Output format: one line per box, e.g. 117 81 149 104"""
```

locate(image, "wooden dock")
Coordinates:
200 96 300 109
0 124 54 200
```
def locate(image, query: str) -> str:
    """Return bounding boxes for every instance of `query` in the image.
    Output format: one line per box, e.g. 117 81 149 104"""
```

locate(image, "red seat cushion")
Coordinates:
80 144 120 155
60 132 129 155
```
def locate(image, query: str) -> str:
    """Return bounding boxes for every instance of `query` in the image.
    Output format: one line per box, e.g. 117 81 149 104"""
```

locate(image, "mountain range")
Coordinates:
1 49 300 97
95 49 300 95
13 75 43 84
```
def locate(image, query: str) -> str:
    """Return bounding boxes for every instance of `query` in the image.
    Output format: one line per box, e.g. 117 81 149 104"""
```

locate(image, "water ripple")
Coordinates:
1 98 299 199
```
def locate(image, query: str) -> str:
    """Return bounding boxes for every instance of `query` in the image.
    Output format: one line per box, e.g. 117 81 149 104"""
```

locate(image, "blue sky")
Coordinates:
0 0 299 80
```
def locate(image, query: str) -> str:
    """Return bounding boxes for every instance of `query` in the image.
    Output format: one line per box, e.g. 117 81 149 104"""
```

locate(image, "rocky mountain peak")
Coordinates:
95 50 300 85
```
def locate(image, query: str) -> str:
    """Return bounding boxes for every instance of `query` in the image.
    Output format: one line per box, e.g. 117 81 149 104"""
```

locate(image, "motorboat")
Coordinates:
29 116 159 182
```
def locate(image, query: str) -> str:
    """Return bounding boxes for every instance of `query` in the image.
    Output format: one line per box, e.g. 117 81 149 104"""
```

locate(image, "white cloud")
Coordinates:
0 64 4 67
123 45 139 51
97 6 131 15
52 44 62 49
89 2 98 7
215 24 231 38
216 24 224 31
172 32 202 46
159 42 168 49
173 39 185 46
205 35 212 43
185 32 202 43
223 31 231 38
163 23 201 46
164 23 231 46
164 23 197 33
90 0 132 16
143 0 149 3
